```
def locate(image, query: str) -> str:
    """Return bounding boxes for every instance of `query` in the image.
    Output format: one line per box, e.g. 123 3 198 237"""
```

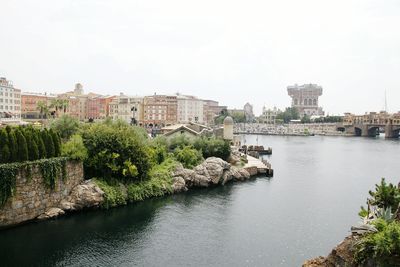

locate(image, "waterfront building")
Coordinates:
143 94 178 126
109 93 144 125
287 83 324 117
57 84 93 121
86 95 115 121
0 77 21 122
259 106 281 124
21 92 56 119
57 83 115 121
177 94 204 124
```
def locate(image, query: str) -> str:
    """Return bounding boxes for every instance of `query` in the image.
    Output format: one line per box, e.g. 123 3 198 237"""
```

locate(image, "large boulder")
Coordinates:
172 176 187 193
37 208 65 220
173 157 251 189
61 180 104 211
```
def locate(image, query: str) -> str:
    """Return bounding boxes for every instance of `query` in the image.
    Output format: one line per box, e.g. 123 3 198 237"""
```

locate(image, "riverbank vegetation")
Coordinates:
50 116 231 207
354 178 400 265
0 116 231 208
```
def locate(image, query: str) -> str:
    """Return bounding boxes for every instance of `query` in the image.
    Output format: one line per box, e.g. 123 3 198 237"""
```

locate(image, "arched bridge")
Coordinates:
337 112 400 138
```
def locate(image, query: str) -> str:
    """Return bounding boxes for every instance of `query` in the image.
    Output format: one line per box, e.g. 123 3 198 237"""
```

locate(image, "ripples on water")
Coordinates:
0 135 399 267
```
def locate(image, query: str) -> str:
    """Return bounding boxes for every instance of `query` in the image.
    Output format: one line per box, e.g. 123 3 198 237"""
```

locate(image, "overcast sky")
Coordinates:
1 0 399 115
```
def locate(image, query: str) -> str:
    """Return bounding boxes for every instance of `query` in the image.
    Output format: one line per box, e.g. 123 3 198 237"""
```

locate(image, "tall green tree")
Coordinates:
37 131 47 159
43 130 55 158
7 129 18 162
50 115 80 139
276 107 300 123
37 101 50 119
15 129 28 162
25 131 39 161
0 129 11 163
49 129 61 156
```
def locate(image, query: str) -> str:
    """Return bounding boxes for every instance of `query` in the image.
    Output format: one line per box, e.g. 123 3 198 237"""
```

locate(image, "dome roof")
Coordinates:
223 116 234 125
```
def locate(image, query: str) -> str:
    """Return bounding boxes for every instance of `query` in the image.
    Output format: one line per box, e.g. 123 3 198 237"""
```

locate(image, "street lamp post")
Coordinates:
131 105 138 126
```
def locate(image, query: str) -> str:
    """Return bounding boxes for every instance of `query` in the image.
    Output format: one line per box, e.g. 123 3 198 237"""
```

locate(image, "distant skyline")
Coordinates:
1 0 400 115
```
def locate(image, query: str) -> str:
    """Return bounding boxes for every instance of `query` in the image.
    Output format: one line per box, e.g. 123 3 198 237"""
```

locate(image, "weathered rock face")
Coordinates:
0 161 84 228
303 236 365 267
60 180 104 211
172 157 252 193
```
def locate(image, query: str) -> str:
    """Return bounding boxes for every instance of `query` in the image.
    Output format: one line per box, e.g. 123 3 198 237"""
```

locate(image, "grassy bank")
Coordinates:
94 158 178 209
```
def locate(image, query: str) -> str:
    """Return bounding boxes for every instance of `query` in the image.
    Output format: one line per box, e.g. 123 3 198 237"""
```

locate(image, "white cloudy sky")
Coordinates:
1 0 399 115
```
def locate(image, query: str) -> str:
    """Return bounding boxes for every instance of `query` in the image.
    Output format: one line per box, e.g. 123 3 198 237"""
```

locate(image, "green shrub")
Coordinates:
94 179 127 209
173 145 203 169
193 137 231 160
148 136 168 164
369 178 400 213
61 134 88 161
354 220 400 265
127 158 177 202
168 135 192 150
81 121 152 182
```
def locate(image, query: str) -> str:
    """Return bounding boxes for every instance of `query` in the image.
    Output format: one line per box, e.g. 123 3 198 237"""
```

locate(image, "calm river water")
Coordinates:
0 135 399 267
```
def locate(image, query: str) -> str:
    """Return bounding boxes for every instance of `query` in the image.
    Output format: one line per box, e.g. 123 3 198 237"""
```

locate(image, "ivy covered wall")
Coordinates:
0 160 83 228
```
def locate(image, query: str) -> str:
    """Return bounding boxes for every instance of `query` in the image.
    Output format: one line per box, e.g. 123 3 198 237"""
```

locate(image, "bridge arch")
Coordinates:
354 127 362 136
367 126 380 137
390 127 400 138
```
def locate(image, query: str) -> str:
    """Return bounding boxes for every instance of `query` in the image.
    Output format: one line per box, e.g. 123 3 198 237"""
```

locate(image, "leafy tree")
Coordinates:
15 129 28 162
301 115 311 124
36 101 50 119
81 121 152 181
0 129 10 163
230 112 246 123
276 107 299 123
368 178 400 213
50 115 80 139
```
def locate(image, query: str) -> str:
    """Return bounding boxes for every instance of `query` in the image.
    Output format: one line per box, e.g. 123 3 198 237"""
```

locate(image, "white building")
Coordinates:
109 93 144 124
0 77 21 122
177 94 204 124
259 106 281 124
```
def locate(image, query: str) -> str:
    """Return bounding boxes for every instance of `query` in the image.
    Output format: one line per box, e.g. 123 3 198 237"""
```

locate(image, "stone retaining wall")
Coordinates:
0 161 84 228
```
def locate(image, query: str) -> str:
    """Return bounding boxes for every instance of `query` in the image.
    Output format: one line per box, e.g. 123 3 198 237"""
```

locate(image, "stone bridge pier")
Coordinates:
386 124 400 139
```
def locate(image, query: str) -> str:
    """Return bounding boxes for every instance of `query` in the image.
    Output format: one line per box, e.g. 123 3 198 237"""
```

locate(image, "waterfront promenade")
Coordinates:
234 123 350 137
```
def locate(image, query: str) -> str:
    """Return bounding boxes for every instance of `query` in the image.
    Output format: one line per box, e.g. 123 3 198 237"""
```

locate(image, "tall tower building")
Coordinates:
287 83 324 117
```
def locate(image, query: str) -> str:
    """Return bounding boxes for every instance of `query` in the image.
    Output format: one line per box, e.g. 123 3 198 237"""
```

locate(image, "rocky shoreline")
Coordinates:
3 157 262 228
303 236 359 267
